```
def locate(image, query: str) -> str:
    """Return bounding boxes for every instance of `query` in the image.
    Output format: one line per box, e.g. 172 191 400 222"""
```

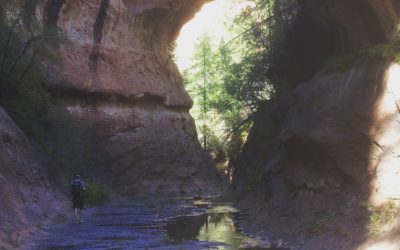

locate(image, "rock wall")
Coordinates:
47 0 190 106
233 0 400 249
24 0 220 195
0 107 65 249
259 61 400 249
0 0 217 246
42 0 211 107
62 100 220 195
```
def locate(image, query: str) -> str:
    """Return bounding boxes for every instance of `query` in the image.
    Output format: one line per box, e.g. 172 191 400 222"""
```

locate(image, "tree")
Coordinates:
183 32 249 176
0 4 65 140
181 0 299 178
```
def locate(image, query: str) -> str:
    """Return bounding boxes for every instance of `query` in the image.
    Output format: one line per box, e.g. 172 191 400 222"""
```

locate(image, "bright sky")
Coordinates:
175 0 254 71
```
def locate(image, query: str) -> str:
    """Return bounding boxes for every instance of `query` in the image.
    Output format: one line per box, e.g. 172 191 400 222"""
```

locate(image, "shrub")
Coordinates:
85 181 111 206
366 200 399 233
0 5 64 142
323 26 400 72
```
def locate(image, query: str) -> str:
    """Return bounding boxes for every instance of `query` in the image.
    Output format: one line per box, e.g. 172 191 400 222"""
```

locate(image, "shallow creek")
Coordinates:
29 198 289 249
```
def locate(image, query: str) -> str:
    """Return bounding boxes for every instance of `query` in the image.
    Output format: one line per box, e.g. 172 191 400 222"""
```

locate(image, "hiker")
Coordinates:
71 173 86 224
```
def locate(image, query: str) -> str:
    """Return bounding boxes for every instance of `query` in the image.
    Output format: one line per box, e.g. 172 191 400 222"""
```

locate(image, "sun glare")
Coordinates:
370 63 400 205
175 0 254 71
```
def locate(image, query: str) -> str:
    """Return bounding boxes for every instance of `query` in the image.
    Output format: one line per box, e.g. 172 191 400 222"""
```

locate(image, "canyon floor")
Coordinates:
26 197 289 250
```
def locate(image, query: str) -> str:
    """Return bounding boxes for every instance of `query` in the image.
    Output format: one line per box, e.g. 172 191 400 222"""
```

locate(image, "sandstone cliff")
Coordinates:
0 1 219 246
23 0 221 195
233 0 400 249
0 107 65 249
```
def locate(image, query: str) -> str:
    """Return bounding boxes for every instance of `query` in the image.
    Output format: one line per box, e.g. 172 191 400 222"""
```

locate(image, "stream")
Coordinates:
28 197 289 250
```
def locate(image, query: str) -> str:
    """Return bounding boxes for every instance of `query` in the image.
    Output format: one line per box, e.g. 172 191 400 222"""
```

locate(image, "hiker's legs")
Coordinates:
79 196 84 222
74 208 79 223
79 208 83 222
73 195 84 223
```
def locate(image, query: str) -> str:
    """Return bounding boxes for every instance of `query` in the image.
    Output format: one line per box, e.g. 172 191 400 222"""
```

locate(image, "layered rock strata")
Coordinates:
35 0 220 195
0 0 218 246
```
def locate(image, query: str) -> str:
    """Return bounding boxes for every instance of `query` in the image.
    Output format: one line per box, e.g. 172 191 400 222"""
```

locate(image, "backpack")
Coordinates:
71 179 81 195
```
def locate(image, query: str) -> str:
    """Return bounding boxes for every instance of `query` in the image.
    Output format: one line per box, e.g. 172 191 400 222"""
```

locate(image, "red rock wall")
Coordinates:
234 0 400 248
0 1 218 246
0 107 65 249
38 0 221 195
46 0 209 107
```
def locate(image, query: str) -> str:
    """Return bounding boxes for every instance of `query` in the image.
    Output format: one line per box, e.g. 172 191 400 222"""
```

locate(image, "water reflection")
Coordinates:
32 198 290 250
166 204 287 249
197 210 246 248
166 213 209 243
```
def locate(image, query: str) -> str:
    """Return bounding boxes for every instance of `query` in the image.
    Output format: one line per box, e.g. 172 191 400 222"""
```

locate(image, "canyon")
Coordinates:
1 0 220 248
42 0 222 195
1 0 400 249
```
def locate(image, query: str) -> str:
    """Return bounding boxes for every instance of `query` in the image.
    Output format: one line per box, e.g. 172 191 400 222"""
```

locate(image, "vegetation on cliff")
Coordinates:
0 7 55 141
324 25 400 72
182 0 298 178
0 6 102 185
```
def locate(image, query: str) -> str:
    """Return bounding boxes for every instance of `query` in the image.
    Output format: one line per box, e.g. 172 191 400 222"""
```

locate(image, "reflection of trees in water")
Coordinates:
208 212 230 225
166 214 208 243
199 212 247 248
166 207 249 248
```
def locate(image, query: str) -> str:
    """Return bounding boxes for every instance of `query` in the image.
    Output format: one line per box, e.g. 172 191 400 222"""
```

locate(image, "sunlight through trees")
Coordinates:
175 0 298 177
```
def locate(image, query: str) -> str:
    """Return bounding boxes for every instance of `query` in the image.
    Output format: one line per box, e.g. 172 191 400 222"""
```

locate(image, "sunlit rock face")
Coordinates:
371 64 400 199
48 0 196 107
37 0 221 195
233 0 400 248
0 107 65 249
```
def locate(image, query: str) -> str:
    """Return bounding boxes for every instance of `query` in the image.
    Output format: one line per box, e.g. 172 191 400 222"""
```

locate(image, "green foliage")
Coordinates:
182 0 298 177
324 25 400 72
367 200 399 233
0 5 96 187
184 33 250 170
229 0 298 101
85 181 111 206
0 5 65 141
168 41 177 60
367 30 400 63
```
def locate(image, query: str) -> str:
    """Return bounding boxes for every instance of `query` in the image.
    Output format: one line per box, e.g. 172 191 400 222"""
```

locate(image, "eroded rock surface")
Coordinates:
0 1 218 247
64 101 219 195
26 0 221 195
233 0 400 249
261 60 400 249
0 107 65 249
46 0 208 107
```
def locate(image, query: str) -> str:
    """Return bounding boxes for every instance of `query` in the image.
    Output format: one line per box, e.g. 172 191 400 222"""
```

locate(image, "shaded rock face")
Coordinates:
26 0 220 195
64 101 219 195
0 107 65 249
270 0 400 88
282 62 400 204
233 0 400 248
260 61 399 249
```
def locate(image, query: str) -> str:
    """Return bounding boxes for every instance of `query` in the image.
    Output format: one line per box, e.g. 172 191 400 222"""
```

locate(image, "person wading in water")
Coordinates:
71 174 86 224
